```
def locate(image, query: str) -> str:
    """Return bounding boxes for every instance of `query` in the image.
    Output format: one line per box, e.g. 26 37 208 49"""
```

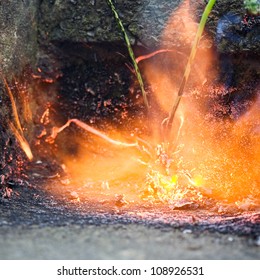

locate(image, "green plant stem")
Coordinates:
166 0 216 136
106 0 149 109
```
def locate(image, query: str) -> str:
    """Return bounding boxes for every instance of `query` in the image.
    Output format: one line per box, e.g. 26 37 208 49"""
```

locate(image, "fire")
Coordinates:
28 1 259 211
136 0 259 207
46 118 149 183
50 103 259 209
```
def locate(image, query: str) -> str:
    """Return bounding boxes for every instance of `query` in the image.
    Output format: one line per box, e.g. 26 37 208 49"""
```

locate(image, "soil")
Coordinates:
0 179 260 260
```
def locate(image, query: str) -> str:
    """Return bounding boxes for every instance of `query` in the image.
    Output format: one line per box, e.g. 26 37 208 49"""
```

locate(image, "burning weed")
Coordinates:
27 0 258 213
1 1 259 216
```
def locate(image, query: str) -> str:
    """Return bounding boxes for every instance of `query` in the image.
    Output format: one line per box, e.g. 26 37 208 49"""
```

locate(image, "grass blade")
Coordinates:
166 0 217 137
106 0 149 109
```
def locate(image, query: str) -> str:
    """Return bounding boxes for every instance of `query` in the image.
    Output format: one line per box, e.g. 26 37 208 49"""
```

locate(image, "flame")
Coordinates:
135 0 259 206
47 118 150 181
40 1 259 211
151 4 213 101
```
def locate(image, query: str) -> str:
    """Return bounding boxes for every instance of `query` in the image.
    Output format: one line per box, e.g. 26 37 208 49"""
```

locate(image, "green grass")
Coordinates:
165 0 216 139
106 0 217 140
106 0 149 109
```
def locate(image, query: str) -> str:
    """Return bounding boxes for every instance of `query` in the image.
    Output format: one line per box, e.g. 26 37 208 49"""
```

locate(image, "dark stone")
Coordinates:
0 1 39 188
0 0 39 75
38 0 259 53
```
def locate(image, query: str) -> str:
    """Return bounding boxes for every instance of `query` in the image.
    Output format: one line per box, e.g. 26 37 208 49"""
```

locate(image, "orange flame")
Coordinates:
43 1 259 210
139 0 260 204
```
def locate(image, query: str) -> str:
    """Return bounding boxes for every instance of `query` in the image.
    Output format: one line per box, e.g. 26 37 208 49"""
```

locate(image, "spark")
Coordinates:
47 118 150 151
2 77 33 161
3 78 23 135
40 108 50 125
136 49 175 64
9 122 33 161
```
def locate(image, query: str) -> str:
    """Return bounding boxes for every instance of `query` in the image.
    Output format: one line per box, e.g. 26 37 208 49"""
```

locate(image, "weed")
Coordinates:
106 0 149 109
164 0 216 141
